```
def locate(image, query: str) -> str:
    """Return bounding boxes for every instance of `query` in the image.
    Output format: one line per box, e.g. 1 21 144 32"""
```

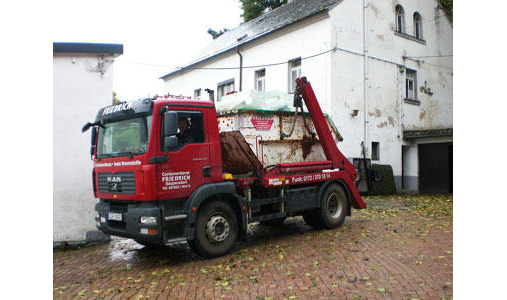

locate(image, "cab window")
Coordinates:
163 111 205 152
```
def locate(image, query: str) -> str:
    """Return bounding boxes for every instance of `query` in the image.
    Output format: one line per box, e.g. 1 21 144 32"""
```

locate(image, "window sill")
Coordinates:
394 31 426 45
404 98 421 105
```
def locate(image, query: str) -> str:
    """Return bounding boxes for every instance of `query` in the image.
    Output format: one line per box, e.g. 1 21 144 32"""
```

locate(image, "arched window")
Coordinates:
414 12 422 39
395 5 405 33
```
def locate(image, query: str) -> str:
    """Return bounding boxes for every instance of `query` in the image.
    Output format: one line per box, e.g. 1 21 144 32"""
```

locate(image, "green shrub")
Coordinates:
371 164 396 195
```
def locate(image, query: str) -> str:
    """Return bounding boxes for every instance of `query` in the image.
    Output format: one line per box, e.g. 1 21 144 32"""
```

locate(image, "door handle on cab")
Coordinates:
149 155 168 164
203 166 211 177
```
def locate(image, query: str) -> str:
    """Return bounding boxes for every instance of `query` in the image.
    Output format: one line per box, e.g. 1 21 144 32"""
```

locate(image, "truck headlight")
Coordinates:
140 216 157 225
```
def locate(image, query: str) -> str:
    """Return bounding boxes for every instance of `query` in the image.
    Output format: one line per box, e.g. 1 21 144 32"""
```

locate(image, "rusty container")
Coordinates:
218 109 343 175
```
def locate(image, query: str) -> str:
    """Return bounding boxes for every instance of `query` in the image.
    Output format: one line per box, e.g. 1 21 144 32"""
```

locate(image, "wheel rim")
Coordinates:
205 215 230 243
327 192 343 219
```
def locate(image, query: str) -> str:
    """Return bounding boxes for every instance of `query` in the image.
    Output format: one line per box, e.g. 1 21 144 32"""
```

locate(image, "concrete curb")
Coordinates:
53 230 110 250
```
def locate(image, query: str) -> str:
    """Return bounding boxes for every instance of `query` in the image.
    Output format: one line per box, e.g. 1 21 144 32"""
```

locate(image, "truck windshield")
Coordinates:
96 116 152 158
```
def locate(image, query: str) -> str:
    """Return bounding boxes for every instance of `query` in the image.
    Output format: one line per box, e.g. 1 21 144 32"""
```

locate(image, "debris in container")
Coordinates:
220 131 263 174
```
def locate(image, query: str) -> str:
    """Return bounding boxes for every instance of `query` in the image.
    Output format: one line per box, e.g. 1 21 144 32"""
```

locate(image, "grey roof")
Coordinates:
53 42 123 55
161 0 340 79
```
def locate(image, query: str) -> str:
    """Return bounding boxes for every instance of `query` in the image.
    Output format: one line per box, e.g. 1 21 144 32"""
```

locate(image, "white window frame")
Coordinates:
288 58 301 93
217 79 235 101
413 12 422 39
254 69 266 92
395 5 405 33
405 69 417 100
194 88 201 99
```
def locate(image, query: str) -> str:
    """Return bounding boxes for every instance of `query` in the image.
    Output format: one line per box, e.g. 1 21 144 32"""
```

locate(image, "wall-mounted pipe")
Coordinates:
237 47 243 92
363 0 370 158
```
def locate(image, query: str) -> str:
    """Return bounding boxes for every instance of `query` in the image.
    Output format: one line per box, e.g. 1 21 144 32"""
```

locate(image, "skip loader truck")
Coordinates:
82 77 366 258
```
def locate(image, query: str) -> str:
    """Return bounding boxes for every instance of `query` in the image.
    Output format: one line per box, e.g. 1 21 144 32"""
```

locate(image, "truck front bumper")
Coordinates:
95 200 164 244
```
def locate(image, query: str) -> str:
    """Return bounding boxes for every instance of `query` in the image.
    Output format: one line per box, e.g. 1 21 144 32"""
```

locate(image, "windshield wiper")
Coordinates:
113 152 137 159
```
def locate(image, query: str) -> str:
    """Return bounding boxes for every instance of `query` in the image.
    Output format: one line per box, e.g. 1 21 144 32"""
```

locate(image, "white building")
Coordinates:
161 0 453 193
53 42 123 245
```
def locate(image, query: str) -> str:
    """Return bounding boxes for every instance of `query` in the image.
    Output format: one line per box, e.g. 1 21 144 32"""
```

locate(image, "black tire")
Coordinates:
319 184 348 229
188 200 238 258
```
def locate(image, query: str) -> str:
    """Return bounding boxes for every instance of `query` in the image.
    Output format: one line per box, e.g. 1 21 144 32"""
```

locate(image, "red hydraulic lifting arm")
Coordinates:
295 77 366 209
295 77 358 182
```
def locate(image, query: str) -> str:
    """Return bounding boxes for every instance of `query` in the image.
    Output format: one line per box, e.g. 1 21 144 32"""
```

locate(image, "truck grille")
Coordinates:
97 172 135 194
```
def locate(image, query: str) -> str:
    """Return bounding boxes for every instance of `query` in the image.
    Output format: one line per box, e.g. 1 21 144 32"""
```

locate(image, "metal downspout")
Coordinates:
237 47 243 92
363 0 370 158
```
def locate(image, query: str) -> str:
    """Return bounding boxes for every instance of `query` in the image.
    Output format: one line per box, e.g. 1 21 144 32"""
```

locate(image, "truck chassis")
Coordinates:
91 77 366 258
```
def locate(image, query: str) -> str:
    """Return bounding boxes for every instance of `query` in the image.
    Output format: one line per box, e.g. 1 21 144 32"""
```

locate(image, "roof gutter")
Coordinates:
53 42 123 55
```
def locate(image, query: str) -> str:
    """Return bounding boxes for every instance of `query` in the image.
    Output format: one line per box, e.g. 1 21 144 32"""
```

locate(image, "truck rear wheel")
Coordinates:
302 184 348 229
319 183 348 229
188 200 238 258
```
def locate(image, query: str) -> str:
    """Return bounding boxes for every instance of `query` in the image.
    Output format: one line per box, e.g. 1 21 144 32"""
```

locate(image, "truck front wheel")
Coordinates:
188 200 238 258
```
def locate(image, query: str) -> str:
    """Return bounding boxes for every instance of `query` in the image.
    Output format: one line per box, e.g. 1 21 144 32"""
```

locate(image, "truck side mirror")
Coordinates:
163 136 178 150
82 122 92 132
164 111 178 137
90 127 97 158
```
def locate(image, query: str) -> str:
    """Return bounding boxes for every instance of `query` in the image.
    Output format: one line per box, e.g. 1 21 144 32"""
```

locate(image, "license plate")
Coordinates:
108 212 122 221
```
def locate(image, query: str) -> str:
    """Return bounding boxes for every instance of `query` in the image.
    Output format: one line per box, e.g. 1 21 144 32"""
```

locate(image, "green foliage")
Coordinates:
208 0 286 35
112 91 120 104
438 0 453 22
240 0 287 22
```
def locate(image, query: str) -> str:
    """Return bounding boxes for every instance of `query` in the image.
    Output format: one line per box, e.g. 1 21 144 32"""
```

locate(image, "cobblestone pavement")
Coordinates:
53 195 452 300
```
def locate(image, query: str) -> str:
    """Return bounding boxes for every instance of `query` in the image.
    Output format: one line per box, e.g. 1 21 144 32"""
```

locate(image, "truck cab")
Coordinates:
89 97 240 249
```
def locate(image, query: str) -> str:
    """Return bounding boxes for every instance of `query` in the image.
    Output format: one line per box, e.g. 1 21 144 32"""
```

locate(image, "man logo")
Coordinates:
107 176 122 183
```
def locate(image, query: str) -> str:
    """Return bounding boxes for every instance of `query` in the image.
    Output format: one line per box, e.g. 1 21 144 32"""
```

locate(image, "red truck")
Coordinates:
82 77 366 258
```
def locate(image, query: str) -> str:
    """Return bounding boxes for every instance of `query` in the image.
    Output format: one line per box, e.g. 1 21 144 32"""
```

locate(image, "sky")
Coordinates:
52 0 243 100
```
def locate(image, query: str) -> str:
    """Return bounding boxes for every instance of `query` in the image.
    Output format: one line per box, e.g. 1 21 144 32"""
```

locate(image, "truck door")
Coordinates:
156 110 211 199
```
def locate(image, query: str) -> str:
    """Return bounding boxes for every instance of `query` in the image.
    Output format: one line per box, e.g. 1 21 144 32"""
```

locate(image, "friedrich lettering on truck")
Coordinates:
82 77 366 258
